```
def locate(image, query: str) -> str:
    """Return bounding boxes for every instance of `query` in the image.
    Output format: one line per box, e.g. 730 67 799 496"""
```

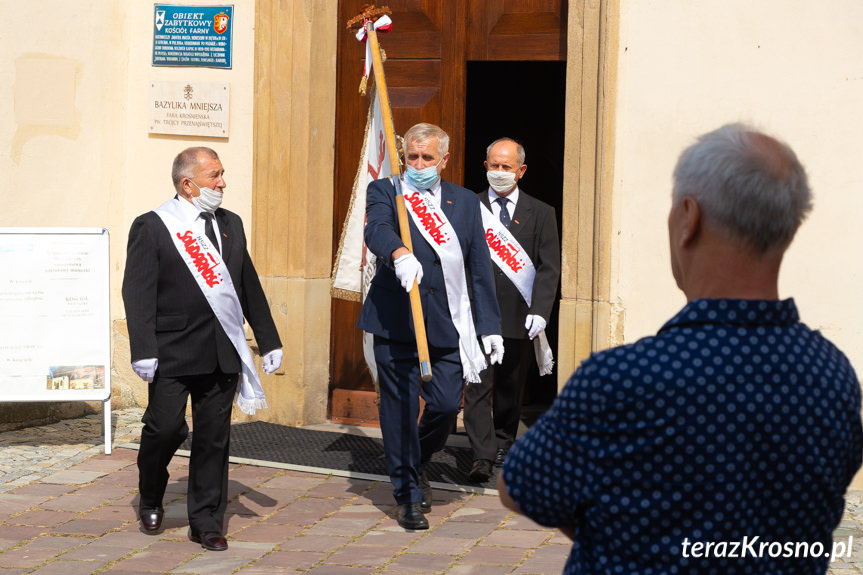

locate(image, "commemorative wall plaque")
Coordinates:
149 81 230 138
152 5 234 69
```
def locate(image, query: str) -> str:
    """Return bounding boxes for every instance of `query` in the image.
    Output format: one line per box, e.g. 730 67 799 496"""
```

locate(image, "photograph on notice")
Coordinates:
45 365 105 391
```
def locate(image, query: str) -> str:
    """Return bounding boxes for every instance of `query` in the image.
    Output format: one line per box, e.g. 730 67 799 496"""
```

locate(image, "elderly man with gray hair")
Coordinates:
358 123 503 530
498 123 862 574
123 147 283 551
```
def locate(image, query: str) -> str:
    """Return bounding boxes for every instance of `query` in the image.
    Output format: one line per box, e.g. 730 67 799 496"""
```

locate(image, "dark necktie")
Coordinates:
201 212 220 253
495 197 511 228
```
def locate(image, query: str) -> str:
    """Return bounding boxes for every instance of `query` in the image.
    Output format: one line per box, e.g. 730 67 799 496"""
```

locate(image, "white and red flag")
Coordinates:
330 83 392 382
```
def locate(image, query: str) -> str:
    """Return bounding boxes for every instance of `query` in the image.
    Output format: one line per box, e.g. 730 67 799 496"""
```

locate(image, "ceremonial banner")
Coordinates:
331 84 392 383
335 10 431 382
332 84 391 300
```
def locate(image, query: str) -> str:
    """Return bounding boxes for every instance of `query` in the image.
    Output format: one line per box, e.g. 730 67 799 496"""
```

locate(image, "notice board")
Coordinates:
0 228 111 402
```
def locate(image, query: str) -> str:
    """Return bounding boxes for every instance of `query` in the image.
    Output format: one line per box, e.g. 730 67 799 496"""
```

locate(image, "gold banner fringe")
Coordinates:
330 82 377 301
331 287 361 303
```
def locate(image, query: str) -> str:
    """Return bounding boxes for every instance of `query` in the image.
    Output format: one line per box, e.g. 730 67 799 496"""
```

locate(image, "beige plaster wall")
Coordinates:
611 1 863 488
0 0 128 242
612 0 863 375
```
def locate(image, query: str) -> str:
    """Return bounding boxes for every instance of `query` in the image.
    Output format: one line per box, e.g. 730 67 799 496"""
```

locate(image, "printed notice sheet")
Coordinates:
0 228 110 401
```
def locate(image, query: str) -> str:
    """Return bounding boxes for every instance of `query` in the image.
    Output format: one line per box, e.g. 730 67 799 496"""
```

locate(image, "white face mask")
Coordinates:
486 170 518 194
189 181 223 213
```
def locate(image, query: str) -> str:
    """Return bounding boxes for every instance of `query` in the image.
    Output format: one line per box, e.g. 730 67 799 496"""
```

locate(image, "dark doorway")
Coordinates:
464 60 567 418
330 0 568 426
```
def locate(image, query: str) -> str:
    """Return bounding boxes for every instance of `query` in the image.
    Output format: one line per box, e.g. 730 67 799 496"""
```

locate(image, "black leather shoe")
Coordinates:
139 506 164 533
468 459 494 483
396 503 429 530
420 472 432 513
494 448 508 467
189 529 228 551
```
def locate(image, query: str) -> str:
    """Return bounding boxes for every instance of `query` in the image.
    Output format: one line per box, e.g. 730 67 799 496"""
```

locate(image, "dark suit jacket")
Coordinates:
480 189 560 339
357 178 501 348
122 203 281 377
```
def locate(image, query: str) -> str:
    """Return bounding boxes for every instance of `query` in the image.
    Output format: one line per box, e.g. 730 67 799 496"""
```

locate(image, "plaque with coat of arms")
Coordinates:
152 5 234 69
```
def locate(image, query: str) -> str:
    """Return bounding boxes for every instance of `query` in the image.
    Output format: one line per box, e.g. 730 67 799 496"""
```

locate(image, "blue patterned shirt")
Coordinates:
503 299 862 574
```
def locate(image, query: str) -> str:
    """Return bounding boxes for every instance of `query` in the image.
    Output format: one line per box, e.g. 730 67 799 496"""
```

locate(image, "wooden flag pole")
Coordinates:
365 21 433 382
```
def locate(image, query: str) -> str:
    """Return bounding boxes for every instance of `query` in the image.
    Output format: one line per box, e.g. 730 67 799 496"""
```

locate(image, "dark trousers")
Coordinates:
137 370 238 534
374 336 463 505
463 337 533 460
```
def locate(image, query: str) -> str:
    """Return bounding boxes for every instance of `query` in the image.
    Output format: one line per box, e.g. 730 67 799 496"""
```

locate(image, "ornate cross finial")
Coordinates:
347 4 392 30
348 4 393 95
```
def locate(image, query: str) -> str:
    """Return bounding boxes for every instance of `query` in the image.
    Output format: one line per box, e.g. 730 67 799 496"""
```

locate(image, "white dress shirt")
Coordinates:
403 175 443 210
174 196 222 253
488 186 520 220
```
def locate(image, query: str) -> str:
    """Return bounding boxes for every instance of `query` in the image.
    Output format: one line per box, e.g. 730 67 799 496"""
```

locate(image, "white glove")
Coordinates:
393 253 423 292
263 349 283 374
525 314 547 340
482 335 505 365
132 358 158 383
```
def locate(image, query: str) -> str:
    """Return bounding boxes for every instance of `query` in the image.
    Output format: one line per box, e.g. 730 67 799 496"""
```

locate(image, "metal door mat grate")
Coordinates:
177 420 496 489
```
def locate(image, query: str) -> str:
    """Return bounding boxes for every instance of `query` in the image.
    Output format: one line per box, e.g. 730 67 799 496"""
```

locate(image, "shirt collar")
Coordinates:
402 175 442 197
173 196 204 223
428 177 442 196
659 298 800 334
488 186 520 207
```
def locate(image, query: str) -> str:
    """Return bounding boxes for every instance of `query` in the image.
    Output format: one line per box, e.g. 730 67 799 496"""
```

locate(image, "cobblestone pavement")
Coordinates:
0 409 861 574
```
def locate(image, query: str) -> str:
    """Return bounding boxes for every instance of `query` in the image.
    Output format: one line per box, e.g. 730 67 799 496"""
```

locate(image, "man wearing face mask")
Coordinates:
122 147 283 551
358 123 503 530
463 138 560 483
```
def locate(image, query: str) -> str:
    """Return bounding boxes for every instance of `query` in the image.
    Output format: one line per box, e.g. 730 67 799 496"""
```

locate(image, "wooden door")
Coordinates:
330 0 567 425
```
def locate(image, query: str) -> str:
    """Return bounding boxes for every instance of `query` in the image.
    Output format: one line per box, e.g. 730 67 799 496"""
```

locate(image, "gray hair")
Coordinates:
404 123 449 157
486 137 526 166
172 147 219 191
672 123 812 254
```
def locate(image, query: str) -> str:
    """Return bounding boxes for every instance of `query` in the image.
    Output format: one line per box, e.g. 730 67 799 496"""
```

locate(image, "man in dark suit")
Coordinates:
122 147 282 551
463 138 561 483
358 123 503 530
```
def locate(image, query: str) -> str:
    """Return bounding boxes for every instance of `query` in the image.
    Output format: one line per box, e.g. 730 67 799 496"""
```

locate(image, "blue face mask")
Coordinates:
405 160 441 190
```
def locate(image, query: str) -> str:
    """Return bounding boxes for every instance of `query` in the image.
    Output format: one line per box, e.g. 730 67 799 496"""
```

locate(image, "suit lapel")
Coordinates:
441 182 456 220
215 210 233 261
484 188 533 238
509 191 533 240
